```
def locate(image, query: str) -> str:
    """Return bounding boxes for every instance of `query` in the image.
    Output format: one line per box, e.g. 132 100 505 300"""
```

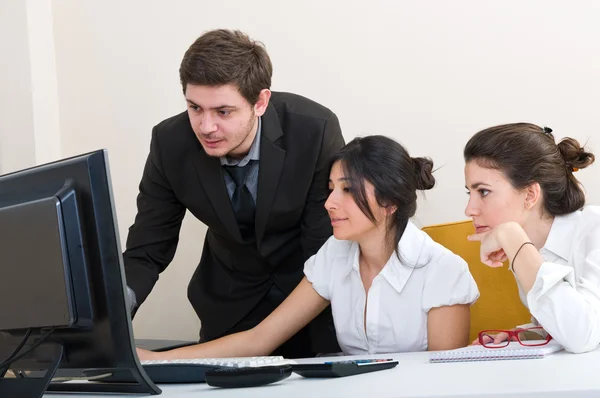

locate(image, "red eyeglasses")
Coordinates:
478 327 552 348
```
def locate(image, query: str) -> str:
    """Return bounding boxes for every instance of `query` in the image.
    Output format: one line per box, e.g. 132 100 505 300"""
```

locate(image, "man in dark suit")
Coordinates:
123 29 344 358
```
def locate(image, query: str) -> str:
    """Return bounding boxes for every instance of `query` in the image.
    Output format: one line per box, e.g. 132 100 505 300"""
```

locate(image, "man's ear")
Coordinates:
253 89 271 117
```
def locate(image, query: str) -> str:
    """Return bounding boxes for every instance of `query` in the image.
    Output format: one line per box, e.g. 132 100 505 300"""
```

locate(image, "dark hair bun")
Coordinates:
412 157 435 190
557 138 595 171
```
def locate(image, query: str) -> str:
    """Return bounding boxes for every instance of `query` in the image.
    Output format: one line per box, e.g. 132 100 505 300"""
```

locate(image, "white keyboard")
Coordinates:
141 355 297 368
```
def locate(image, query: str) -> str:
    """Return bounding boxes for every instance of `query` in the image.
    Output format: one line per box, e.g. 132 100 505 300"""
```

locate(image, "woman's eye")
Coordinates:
479 189 490 197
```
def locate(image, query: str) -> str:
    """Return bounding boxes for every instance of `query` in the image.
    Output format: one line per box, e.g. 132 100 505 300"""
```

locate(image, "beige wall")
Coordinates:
0 0 35 174
0 0 61 174
5 0 600 340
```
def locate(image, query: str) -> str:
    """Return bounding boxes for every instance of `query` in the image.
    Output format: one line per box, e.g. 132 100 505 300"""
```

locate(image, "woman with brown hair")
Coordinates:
464 122 598 353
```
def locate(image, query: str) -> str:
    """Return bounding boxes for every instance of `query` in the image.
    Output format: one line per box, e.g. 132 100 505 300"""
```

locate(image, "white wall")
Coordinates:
26 0 61 166
10 0 600 340
0 0 36 174
0 0 61 174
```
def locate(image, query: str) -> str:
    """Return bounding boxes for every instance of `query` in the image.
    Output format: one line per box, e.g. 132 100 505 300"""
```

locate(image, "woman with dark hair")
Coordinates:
464 123 599 353
138 135 478 360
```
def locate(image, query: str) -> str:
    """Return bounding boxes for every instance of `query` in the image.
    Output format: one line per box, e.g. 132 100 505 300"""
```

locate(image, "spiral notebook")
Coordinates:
429 340 563 363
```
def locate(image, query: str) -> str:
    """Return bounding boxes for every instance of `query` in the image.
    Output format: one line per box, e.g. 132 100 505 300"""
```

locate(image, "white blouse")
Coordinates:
516 206 600 353
304 221 479 355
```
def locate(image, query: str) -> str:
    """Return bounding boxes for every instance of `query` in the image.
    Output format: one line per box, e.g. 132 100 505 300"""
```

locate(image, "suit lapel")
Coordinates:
192 146 242 240
255 104 285 247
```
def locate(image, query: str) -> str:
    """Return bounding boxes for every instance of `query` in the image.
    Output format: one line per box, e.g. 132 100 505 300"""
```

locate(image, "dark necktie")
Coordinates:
224 161 256 239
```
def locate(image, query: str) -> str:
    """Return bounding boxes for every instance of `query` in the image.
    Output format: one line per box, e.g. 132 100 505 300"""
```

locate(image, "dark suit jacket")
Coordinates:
123 92 344 353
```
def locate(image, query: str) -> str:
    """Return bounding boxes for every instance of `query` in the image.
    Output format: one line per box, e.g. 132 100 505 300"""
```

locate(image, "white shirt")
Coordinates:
516 206 600 354
304 221 480 355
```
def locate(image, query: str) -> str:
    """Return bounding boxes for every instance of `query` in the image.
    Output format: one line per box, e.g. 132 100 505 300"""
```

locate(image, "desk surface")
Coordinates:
45 349 600 398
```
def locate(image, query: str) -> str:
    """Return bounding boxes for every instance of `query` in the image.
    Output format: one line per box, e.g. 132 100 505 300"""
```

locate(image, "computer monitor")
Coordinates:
0 150 161 397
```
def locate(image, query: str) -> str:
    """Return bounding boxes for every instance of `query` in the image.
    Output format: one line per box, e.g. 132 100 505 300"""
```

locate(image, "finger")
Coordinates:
482 259 504 268
489 256 507 265
467 233 486 242
490 250 507 262
493 333 509 344
490 255 507 263
477 334 494 345
483 251 506 267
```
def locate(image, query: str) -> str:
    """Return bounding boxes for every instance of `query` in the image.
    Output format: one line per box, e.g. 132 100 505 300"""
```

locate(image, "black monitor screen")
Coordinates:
0 150 160 396
0 197 74 330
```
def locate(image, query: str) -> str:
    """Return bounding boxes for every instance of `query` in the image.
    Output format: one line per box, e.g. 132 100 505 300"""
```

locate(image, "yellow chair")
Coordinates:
422 220 531 343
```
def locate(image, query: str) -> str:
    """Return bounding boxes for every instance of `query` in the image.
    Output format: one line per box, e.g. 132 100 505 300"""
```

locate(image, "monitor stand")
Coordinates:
0 340 161 396
0 342 63 398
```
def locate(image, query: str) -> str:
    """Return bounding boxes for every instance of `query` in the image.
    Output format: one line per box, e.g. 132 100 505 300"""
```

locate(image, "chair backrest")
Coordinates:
421 220 531 342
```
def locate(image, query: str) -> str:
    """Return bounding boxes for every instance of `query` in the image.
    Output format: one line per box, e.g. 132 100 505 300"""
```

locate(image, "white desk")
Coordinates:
46 349 600 398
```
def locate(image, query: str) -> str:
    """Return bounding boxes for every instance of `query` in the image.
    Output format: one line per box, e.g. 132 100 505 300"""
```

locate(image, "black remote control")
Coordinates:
291 359 398 378
204 365 292 388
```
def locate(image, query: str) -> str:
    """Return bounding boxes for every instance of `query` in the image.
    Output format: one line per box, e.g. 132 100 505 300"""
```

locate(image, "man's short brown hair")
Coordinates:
179 29 273 105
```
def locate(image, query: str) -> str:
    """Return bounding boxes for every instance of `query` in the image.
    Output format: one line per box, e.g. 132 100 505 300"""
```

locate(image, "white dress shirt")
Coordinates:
516 205 600 353
304 221 480 355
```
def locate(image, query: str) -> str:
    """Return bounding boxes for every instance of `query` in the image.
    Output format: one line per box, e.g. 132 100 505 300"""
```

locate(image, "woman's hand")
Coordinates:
468 222 528 268
471 331 513 346
136 348 161 361
467 222 543 293
467 224 512 267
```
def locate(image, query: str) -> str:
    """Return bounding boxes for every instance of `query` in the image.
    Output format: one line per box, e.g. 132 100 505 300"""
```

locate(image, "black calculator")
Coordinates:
205 365 292 388
291 359 398 378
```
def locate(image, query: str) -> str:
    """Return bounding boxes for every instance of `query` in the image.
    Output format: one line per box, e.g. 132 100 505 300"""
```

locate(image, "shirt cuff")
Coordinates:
526 262 573 312
127 285 138 314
